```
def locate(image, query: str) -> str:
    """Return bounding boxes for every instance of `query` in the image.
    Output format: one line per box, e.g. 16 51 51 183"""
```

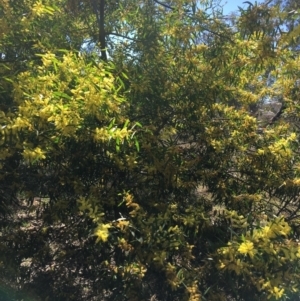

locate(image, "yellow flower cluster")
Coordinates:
23 147 46 163
217 216 295 299
262 281 285 300
252 218 291 242
31 1 55 17
117 261 147 280
186 281 201 301
118 238 133 252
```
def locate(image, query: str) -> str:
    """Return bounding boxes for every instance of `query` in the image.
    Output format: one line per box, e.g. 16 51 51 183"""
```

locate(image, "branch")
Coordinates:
99 0 107 61
153 0 174 10
269 102 285 124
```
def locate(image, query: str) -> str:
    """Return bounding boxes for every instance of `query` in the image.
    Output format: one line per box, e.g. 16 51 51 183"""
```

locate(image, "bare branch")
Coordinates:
153 0 174 10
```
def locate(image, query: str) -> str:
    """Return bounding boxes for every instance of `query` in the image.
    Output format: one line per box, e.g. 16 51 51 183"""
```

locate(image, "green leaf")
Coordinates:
107 118 115 130
135 139 140 152
116 137 120 152
53 91 72 100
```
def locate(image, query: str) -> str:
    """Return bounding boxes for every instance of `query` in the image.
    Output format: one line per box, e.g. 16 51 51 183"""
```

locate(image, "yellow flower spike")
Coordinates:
262 225 276 239
262 281 271 290
238 240 256 258
116 220 130 231
32 1 45 16
219 261 226 269
94 223 111 243
270 287 284 300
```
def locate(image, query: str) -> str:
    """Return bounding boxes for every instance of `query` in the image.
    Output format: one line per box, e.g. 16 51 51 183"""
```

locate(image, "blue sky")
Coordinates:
221 0 262 15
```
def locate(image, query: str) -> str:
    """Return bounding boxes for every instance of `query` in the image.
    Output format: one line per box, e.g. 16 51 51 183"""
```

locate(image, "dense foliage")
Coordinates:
1 0 300 300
